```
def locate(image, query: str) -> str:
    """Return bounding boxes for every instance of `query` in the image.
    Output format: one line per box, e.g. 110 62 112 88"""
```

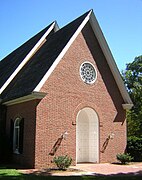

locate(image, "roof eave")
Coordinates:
2 91 47 106
122 103 133 110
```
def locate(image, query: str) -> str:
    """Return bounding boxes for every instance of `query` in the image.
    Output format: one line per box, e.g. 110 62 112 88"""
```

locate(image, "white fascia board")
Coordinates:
34 10 92 92
2 92 47 106
89 12 133 104
0 22 56 95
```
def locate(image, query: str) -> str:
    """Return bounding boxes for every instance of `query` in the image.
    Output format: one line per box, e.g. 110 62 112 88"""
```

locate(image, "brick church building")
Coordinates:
0 10 133 168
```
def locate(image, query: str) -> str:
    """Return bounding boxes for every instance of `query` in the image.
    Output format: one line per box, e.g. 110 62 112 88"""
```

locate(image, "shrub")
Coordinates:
116 153 133 164
127 136 142 162
53 155 72 170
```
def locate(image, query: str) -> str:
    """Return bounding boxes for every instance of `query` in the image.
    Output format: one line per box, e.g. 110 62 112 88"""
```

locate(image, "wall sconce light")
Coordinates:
109 132 115 140
62 131 68 139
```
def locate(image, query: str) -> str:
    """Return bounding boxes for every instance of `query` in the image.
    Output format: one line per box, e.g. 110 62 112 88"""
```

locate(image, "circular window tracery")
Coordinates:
80 62 97 84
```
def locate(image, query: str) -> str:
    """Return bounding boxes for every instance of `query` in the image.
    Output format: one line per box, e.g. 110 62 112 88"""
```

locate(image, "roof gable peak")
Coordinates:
34 10 92 92
34 10 132 105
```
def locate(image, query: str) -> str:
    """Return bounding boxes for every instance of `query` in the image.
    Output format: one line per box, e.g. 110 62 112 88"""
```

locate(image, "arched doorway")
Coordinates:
76 107 99 163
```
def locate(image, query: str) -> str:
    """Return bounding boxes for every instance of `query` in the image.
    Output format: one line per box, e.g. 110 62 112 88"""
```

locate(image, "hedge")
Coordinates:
127 136 142 162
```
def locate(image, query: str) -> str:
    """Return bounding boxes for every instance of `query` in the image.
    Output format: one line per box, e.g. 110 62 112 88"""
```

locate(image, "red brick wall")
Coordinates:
6 100 37 168
35 22 126 168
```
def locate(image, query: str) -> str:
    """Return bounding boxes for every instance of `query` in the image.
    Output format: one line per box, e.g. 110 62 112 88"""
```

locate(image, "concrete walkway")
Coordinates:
73 163 142 176
20 163 142 176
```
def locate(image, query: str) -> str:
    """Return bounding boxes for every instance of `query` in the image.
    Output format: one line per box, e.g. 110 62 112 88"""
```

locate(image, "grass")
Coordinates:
0 168 21 176
0 166 141 179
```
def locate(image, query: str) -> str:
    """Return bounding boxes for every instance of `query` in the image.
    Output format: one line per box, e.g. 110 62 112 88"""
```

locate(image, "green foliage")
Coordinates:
116 153 133 165
53 155 72 170
127 136 142 162
122 55 142 137
126 111 141 137
0 168 22 176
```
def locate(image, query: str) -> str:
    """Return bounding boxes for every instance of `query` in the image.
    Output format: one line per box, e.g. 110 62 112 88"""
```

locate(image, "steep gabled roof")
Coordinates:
0 21 59 94
1 10 91 102
33 10 132 107
1 10 133 108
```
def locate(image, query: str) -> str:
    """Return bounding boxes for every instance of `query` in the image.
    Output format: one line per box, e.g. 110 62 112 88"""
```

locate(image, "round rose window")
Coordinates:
80 62 97 84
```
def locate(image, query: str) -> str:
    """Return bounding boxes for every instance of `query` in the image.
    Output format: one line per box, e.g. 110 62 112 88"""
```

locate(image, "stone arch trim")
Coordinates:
72 101 102 125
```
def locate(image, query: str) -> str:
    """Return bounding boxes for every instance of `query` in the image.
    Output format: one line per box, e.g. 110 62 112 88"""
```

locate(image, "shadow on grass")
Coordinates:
0 173 142 180
1 171 142 180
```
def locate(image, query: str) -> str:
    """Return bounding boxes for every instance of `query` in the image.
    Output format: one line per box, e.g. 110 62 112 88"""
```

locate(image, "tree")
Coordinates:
122 55 142 137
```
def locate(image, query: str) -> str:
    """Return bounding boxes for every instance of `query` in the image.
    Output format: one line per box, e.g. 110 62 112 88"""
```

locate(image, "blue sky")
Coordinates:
0 0 142 71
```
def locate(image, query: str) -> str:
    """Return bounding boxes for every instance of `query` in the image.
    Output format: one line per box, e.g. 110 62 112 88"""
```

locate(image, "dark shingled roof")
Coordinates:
0 23 54 89
1 11 90 102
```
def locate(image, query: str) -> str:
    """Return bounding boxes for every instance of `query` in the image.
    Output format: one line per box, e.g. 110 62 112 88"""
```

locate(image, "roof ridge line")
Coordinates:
34 10 92 92
0 21 57 94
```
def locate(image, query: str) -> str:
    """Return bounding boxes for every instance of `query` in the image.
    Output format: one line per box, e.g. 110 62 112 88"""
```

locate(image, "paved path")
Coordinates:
73 163 142 176
20 162 142 176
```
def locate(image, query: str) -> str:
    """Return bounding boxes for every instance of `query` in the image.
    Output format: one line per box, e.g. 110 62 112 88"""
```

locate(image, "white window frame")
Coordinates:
80 61 97 84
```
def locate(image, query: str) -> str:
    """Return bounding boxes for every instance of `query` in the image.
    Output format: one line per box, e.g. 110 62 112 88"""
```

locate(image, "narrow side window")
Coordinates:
13 117 24 154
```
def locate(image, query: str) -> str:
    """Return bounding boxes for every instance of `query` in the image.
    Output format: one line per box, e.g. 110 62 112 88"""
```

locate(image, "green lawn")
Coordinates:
0 167 141 180
0 168 21 176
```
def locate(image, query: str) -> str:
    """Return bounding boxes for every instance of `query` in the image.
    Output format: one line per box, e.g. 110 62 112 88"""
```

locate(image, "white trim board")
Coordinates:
0 22 57 94
3 92 47 106
89 13 133 105
122 104 133 110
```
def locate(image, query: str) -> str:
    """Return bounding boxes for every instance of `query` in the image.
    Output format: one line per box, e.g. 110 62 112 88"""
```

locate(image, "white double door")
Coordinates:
76 107 99 163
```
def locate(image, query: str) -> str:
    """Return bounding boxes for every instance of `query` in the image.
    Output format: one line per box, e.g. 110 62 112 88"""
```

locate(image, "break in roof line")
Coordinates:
0 21 57 95
34 10 92 92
